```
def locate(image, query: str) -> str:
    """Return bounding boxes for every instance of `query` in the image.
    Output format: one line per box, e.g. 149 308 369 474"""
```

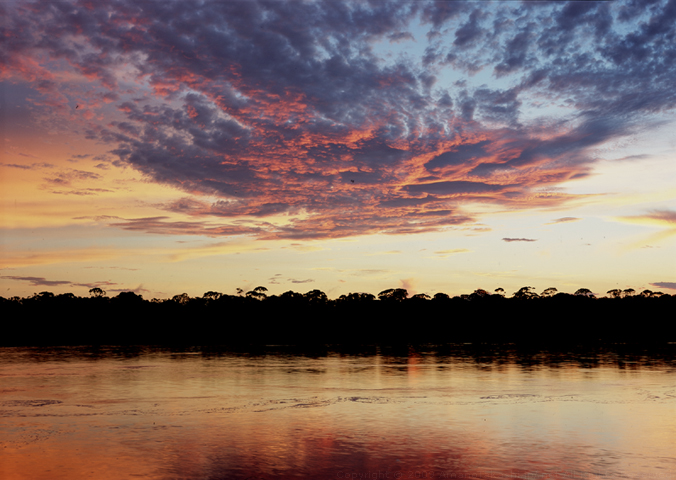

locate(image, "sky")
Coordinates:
1 0 676 300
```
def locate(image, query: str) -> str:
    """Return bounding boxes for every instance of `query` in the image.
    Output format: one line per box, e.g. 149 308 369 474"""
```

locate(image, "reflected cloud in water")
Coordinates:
1 345 676 479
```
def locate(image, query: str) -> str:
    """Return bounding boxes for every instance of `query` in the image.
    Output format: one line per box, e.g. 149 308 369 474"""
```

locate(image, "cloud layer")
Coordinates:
4 0 676 239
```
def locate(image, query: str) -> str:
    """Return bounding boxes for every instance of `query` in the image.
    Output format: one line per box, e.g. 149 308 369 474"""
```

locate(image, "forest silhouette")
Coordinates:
2 286 673 347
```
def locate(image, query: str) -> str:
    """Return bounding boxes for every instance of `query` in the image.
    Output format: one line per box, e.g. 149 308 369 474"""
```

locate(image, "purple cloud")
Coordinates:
650 282 676 291
502 238 537 243
3 0 676 240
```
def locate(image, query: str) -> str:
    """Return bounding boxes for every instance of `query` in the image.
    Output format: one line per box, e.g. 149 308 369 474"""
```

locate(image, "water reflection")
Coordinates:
1 345 676 480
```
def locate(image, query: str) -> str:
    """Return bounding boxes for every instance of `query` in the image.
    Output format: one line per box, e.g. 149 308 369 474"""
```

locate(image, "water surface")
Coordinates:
1 346 675 479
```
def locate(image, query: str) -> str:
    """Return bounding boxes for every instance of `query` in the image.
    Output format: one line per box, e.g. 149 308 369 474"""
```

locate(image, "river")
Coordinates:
1 345 675 480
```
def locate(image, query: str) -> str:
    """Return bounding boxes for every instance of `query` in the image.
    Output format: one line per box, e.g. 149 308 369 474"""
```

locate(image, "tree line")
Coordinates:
1 285 673 347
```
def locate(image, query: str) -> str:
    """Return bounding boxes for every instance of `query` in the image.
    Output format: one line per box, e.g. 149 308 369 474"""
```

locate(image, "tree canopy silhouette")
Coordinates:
1 286 674 347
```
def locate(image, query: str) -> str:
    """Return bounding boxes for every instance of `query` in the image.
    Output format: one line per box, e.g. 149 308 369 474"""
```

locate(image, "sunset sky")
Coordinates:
2 0 675 299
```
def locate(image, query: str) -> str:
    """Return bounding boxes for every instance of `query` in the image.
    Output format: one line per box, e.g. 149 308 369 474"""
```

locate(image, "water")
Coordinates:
1 346 675 480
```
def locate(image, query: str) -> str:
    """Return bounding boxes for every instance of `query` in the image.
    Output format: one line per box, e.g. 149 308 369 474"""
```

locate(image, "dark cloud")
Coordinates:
44 169 101 187
404 181 505 196
4 0 676 240
2 162 54 170
108 217 263 238
48 188 113 196
1 276 72 287
2 163 31 169
106 285 150 295
425 141 490 171
495 29 533 77
650 282 676 291
469 162 513 178
502 238 537 243
421 1 468 30
377 195 440 208
454 9 484 48
0 275 119 291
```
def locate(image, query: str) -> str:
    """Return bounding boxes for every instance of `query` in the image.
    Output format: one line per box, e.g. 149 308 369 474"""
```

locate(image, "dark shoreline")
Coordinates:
2 292 674 347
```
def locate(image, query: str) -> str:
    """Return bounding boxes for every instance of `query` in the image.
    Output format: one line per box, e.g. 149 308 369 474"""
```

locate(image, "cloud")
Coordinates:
547 217 581 224
5 0 676 240
2 163 31 170
399 278 416 295
404 181 506 196
650 282 676 291
48 188 114 196
1 275 119 290
424 141 491 171
42 169 103 194
108 217 262 238
617 209 676 247
618 209 676 244
620 209 676 226
1 275 72 287
434 248 470 257
502 238 537 243
2 162 54 170
106 285 150 295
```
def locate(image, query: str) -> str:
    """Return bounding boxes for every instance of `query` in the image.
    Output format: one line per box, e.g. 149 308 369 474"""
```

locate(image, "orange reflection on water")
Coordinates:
1 348 676 480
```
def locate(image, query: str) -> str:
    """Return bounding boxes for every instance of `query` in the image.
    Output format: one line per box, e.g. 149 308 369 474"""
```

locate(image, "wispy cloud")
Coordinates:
620 210 676 227
546 217 581 225
1 275 71 287
502 238 537 243
434 248 470 257
1 275 119 290
650 282 676 291
617 209 676 248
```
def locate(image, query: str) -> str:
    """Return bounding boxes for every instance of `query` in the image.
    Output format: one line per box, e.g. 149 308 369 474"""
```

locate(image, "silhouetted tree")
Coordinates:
5 283 676 348
32 291 54 301
607 289 622 298
172 293 191 304
339 292 375 302
513 286 538 299
203 291 223 301
623 288 635 297
89 287 106 297
246 286 268 300
304 289 328 304
378 288 408 301
494 288 505 297
541 287 557 297
114 291 144 303
281 290 304 300
469 289 489 300
574 288 595 298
